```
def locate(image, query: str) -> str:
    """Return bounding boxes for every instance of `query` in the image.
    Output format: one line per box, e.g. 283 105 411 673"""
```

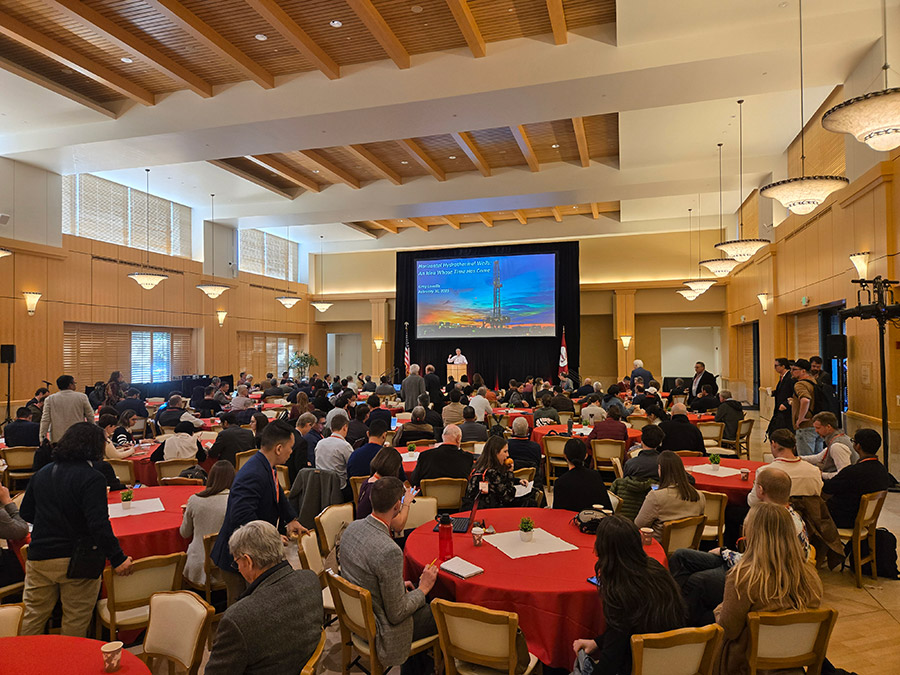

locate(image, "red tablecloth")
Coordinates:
399 446 435 475
249 392 262 400
404 508 666 669
124 441 214 486
491 408 534 429
108 485 202 560
0 635 150 674
681 457 765 505
530 425 642 450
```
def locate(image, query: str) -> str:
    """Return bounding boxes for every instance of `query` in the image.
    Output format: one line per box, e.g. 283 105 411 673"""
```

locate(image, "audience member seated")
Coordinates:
347 419 392 479
4 406 40 447
529 395 557 428
670 468 808 626
303 410 326 467
366 394 391 428
283 414 312 483
151 421 207 462
458 406 488 442
623 424 665 479
250 412 269 448
574 377 594 397
112 409 138 446
550 385 575 413
0 483 29 588
659 403 705 454
669 377 688 400
411 424 473 487
261 378 283 401
230 385 254 411
571 516 684 675
88 380 106 410
634 451 706 541
506 417 542 473
588 405 628 443
362 375 377 393
580 395 606 425
375 376 396 396
156 394 203 430
468 386 493 423
312 388 333 413
749 428 823 506
441 388 466 425
205 520 323 675
416 394 443 440
357 448 411 523
114 388 149 418
213 381 231 406
715 502 823 675
822 428 891 528
340 477 439 673
463 436 532 509
346 404 371 447
553 438 612 512
180 460 235 587
690 384 720 413
714 390 744 441
314 414 354 501
209 412 256 465
393 406 434 447
507 381 529 409
601 384 634 417
326 393 356 428
196 386 223 418
99 413 134 460
644 405 669 425
802 411 859 479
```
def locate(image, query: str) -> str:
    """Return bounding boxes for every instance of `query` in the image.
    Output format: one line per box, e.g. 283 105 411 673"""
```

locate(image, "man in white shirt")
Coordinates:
447 349 468 365
802 411 858 479
39 374 95 443
314 414 354 500
748 428 823 506
468 386 493 423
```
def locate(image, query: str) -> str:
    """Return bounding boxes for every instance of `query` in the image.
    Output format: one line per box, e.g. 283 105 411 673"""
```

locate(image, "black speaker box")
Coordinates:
824 334 847 360
0 345 15 364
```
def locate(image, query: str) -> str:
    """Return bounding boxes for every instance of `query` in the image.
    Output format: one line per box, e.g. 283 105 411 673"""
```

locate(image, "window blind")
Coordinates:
238 332 302 380
238 229 298 281
239 229 265 276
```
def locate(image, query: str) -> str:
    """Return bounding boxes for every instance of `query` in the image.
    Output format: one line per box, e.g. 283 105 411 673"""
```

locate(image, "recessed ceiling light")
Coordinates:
778 2 788 7
255 33 268 41
411 5 423 13
330 19 343 27
61 68 73 74
499 150 506 154
448 155 457 159
312 170 320 173
120 57 133 63
400 160 409 165
551 143 560 149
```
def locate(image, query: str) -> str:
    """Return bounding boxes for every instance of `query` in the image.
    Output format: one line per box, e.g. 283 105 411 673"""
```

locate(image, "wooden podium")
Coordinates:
447 364 467 382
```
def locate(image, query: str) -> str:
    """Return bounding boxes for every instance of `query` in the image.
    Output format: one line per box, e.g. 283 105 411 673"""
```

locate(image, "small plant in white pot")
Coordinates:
519 516 535 542
709 454 721 472
121 489 134 510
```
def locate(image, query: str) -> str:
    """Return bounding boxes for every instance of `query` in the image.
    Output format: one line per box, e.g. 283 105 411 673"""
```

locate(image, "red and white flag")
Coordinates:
558 328 568 378
404 323 411 376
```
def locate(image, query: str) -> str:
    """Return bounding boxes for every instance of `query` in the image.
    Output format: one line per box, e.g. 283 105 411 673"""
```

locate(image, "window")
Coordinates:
238 229 298 281
131 331 172 383
62 174 192 257
238 332 302 380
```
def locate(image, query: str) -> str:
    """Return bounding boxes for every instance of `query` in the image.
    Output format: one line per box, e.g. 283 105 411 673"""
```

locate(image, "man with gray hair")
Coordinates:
393 405 435 447
206 520 323 675
410 423 472 487
400 364 426 412
468 386 492 423
630 360 653 390
314 414 354 500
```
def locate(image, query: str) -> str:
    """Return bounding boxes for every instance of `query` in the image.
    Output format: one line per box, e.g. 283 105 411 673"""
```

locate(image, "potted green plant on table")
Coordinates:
709 453 721 472
406 442 416 458
519 516 535 542
121 489 134 510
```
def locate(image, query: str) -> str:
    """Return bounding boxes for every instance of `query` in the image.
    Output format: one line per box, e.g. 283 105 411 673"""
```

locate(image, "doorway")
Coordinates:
327 333 362 380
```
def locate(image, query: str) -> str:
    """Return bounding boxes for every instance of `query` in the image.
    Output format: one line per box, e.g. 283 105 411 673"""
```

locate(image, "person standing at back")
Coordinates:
629 360 653 391
790 359 819 456
39 374 95 444
767 358 795 437
400 364 426 412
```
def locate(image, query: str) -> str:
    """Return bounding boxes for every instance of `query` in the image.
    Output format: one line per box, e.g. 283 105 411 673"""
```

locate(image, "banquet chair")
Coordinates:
697 422 726 451
0 447 37 491
0 602 24 637
513 467 536 483
131 416 147 440
315 502 355 558
747 608 837 675
699 491 728 548
495 414 511 429
235 449 256 471
183 534 227 608
543 436 569 486
197 431 219 443
107 459 136 486
405 496 438 531
384 430 395 447
159 426 177 436
558 411 574 426
591 439 625 486
608 493 621 513
431 598 541 675
0 581 24 603
350 475 369 507
96 552 187 642
611 457 623 479
837 490 887 588
630 624 723 675
627 415 651 431
660 516 706 556
160 476 204 486
671 395 687 407
327 572 439 675
276 465 291 492
140 591 214 675
302 628 328 675
296 531 336 619
722 419 754 459
420 478 467 511
573 402 582 416
155 459 198 482
674 451 704 457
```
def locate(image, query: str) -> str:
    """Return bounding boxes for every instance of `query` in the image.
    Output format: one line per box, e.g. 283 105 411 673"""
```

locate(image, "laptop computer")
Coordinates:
433 495 480 534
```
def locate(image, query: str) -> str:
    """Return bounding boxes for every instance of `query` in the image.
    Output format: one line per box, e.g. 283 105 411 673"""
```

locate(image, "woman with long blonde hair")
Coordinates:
715 501 823 675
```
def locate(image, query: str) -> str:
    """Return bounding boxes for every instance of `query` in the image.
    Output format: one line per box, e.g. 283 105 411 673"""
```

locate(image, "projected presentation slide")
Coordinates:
416 253 556 339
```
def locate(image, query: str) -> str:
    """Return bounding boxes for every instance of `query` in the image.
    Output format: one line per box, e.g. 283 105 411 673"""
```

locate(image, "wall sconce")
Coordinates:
373 338 384 352
216 310 227 327
23 292 41 316
757 293 769 314
849 251 870 278
620 335 632 349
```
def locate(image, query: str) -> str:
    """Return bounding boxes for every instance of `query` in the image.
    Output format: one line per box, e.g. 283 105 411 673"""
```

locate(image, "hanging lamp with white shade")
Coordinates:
276 226 303 309
822 0 900 151
676 208 700 301
128 169 168 290
716 100 769 262
760 0 849 215
683 207 715 295
310 234 332 313
700 143 740 277
197 193 230 299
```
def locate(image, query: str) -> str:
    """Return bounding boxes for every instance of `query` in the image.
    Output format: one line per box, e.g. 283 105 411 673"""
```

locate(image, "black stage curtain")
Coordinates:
393 242 580 388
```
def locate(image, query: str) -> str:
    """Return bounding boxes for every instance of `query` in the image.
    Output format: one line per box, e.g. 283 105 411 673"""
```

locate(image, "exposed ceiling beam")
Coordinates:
397 139 446 181
207 160 296 199
244 0 340 80
546 0 568 45
593 201 619 214
345 0 410 69
445 0 485 58
0 54 117 117
147 0 275 89
345 144 402 185
244 154 320 192
513 210 527 224
370 220 398 234
437 215 460 230
408 218 430 232
476 213 493 227
341 221 378 239
590 202 600 219
450 131 491 177
296 150 361 189
49 0 213 98
0 10 155 105
551 206 562 222
572 117 590 168
510 125 540 172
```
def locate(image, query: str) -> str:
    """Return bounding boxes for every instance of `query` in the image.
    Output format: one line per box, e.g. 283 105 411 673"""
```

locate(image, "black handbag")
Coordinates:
51 464 107 579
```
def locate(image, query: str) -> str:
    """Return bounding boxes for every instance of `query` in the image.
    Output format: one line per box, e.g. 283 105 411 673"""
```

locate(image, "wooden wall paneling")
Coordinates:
0 258 16 299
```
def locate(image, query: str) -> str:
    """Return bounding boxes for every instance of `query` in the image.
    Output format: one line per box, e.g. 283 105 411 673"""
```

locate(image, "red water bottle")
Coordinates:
438 514 454 561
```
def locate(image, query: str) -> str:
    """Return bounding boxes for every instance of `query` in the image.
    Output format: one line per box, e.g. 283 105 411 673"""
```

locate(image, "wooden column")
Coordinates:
371 299 388 377
613 289 635 379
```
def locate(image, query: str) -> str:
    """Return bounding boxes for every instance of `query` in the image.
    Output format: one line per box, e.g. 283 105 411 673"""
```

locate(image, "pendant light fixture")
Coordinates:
677 209 699 301
684 206 716 295
197 193 231 299
276 226 303 309
310 235 332 313
700 144 740 277
822 0 900 151
128 169 168 290
716 100 769 262
761 0 849 214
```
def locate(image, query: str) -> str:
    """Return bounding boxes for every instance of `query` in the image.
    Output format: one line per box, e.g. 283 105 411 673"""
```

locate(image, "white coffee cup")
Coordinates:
101 641 123 672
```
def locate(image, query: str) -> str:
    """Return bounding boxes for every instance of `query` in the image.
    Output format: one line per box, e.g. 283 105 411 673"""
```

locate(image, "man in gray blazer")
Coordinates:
339 477 438 672
206 520 323 674
400 364 426 412
39 374 95 443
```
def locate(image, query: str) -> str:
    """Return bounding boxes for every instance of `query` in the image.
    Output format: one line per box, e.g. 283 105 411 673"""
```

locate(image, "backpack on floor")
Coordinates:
844 528 899 579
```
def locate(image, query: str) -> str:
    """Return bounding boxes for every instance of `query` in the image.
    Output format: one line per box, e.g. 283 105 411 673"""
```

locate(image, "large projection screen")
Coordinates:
415 252 557 339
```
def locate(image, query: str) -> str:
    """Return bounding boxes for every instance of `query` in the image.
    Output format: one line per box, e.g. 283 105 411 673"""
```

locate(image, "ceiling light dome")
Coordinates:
311 301 333 312
277 296 302 309
822 87 900 152
699 257 740 277
197 284 230 299
759 175 849 215
684 280 716 294
128 272 168 290
714 239 769 262
677 289 699 301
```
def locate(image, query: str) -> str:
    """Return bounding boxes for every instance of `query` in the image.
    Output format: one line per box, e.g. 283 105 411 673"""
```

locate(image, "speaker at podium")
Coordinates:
447 364 467 383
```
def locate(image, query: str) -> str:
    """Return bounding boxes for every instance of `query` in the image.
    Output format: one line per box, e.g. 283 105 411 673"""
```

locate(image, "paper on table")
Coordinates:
573 427 591 436
515 481 534 498
686 464 743 478
485 528 578 559
402 453 419 464
440 556 484 579
108 497 165 519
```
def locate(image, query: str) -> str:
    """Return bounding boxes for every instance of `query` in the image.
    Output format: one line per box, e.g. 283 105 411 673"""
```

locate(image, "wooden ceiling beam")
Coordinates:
445 0 485 58
397 139 446 181
244 154 320 192
572 117 591 168
0 54 116 117
207 160 296 199
296 150 360 189
341 222 378 239
345 0 410 69
345 144 402 185
49 0 213 97
476 213 493 228
513 210 527 224
147 0 274 89
370 220 398 234
0 9 155 105
245 0 340 80
450 131 491 177
551 206 563 222
408 218 430 232
437 215 460 230
590 202 600 219
546 0 568 45
510 125 540 172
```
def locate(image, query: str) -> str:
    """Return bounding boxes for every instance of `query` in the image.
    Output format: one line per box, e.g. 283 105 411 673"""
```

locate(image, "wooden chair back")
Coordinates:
660 515 706 555
420 478 467 510
108 459 136 486
558 411 574 426
513 467 535 483
699 491 728 547
674 450 704 457
697 422 725 448
747 608 837 674
0 603 24 637
631 624 723 675
611 456 623 479
543 434 570 486
314 502 354 558
628 415 651 430
155 459 197 482
275 465 290 492
302 628 328 675
405 496 438 531
235 449 256 470
141 591 214 675
326 572 380 671
841 490 887 587
160 477 204 486
350 475 369 507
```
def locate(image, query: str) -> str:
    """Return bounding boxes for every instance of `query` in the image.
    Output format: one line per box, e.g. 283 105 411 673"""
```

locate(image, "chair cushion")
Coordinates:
701 525 720 538
322 586 335 612
703 439 718 447
706 446 737 456
836 528 854 540
455 652 539 675
96 599 150 628
350 633 371 657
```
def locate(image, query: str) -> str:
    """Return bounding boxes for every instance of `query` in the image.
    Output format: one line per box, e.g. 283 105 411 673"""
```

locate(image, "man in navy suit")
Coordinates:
629 360 654 390
4 407 40 448
212 420 306 605
688 361 718 404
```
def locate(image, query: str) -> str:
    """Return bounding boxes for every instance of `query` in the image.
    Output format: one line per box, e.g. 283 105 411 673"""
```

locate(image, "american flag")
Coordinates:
404 322 411 376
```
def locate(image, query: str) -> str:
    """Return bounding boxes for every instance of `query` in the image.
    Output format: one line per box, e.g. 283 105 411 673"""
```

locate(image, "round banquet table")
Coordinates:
492 408 534 429
403 508 667 669
108 485 202 560
397 445 435 475
123 441 215 486
530 424 642 450
0 635 150 674
681 457 766 505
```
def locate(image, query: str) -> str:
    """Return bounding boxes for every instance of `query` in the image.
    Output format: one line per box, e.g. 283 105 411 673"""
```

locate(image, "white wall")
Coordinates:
660 326 722 379
0 157 62 247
